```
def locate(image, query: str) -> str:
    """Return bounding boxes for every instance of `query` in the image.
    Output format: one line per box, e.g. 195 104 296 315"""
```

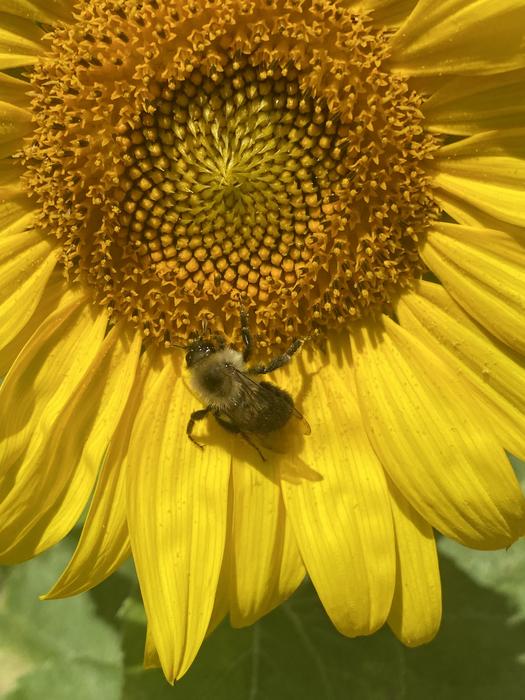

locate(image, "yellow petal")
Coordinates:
0 294 107 560
0 289 101 483
433 129 525 228
387 480 441 647
2 0 72 24
0 225 38 257
31 324 141 553
0 70 31 109
353 0 417 26
43 331 146 599
421 222 525 355
0 12 44 69
0 138 24 159
0 163 30 212
397 281 525 460
206 538 231 638
0 316 140 563
0 100 32 155
0 229 59 351
0 270 65 377
424 68 525 136
229 456 305 627
144 627 161 670
0 201 34 235
352 317 525 549
436 189 525 242
281 342 396 636
0 204 33 234
127 349 231 683
390 0 525 76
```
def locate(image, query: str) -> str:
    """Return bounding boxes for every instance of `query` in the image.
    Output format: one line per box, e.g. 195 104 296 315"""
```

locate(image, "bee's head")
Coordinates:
185 340 217 368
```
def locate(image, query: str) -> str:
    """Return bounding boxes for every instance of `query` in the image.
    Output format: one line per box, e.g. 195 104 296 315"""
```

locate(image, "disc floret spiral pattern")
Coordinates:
22 0 439 348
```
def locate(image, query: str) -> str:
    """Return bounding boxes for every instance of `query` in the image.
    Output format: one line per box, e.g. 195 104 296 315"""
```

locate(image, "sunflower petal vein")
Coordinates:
0 229 59 351
0 310 141 563
229 457 305 628
0 100 32 155
434 129 525 228
387 479 441 647
0 12 44 68
282 347 396 636
352 317 525 549
397 281 525 460
127 350 230 682
0 71 31 109
390 0 525 76
424 69 525 136
42 328 145 598
421 222 525 355
2 0 73 24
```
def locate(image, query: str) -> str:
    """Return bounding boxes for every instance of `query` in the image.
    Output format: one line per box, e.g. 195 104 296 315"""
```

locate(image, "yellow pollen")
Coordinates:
21 0 439 348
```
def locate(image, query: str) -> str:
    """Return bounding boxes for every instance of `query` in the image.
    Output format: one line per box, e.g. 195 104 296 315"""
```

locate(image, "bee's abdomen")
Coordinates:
233 381 294 433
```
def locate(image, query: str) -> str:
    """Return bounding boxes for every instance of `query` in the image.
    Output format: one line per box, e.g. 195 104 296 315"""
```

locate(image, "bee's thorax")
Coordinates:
189 347 244 408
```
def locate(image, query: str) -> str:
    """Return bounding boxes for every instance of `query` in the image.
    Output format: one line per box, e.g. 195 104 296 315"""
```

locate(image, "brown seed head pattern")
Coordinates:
22 0 439 348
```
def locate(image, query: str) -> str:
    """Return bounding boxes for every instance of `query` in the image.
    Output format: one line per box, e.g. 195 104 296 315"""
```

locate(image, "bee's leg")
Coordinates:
213 412 241 435
213 412 266 462
211 332 226 349
240 307 253 362
187 406 211 449
239 432 266 462
248 338 303 375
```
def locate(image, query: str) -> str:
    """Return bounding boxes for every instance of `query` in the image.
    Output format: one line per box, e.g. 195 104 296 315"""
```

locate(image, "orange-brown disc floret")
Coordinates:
22 0 439 348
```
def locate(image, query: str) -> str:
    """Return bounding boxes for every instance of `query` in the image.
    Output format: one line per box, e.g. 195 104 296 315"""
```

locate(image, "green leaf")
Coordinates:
121 582 401 700
121 555 525 699
0 540 123 700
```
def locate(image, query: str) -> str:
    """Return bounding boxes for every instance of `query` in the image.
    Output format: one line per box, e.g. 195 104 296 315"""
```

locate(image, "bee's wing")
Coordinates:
226 365 262 400
223 366 271 425
214 366 284 439
225 367 311 437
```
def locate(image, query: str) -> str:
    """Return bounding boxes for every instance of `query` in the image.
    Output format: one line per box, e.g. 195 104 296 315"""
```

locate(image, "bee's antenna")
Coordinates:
165 333 192 351
299 328 321 346
168 326 207 350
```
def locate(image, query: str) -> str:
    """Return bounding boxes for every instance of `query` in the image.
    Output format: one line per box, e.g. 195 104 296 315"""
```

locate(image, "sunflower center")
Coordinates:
22 0 439 348
116 59 352 299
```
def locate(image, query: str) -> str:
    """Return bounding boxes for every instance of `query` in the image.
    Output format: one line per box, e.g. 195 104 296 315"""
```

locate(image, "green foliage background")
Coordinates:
2 459 525 699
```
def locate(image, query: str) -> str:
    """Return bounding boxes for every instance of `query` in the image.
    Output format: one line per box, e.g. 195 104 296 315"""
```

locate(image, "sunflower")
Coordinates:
1 0 525 683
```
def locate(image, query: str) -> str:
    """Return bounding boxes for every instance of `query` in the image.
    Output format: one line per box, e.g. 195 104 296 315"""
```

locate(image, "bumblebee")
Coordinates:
185 311 310 459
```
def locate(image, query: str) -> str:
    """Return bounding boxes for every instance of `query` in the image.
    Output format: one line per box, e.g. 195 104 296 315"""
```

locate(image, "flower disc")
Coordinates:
23 0 439 346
